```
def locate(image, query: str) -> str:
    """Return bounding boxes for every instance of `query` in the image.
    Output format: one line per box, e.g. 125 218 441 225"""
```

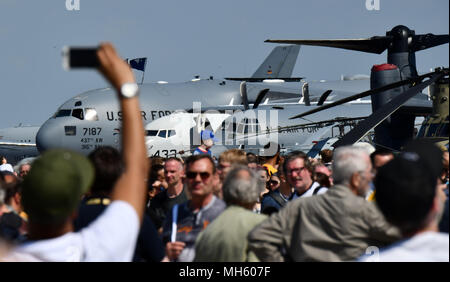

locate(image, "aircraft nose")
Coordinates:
36 119 63 153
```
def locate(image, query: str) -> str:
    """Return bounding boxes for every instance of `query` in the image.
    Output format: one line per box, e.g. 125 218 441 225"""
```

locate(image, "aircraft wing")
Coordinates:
264 90 303 100
225 77 304 82
0 141 36 147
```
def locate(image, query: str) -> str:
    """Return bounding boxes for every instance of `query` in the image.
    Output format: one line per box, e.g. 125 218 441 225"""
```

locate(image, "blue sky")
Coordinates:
0 0 448 128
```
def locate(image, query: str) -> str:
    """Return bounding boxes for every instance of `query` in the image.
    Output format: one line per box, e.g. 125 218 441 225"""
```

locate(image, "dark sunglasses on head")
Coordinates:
186 171 211 180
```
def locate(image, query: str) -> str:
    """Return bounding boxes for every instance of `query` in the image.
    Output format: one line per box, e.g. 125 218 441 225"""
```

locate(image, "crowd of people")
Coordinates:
0 43 448 262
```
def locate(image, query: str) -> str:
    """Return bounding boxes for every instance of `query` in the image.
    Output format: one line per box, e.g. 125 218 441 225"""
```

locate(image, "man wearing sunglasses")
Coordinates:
162 154 225 262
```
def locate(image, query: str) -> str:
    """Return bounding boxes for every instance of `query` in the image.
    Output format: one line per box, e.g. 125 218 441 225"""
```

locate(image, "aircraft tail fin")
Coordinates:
251 45 301 78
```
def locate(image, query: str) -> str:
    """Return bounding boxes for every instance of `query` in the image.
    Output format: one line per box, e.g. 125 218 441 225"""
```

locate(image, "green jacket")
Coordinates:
248 184 401 262
194 205 267 262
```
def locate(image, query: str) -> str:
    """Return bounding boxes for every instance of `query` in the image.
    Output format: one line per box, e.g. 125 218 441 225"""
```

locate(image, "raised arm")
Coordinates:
97 43 149 222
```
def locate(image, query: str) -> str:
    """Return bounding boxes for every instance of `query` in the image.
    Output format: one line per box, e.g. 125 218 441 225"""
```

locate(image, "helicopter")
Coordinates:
272 25 449 151
416 72 449 150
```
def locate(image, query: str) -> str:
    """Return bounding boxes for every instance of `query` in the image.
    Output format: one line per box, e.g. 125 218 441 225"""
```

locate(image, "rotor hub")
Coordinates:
387 25 415 52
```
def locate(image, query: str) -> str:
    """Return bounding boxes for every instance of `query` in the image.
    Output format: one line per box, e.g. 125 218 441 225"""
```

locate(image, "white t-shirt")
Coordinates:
359 231 449 262
0 163 14 173
3 201 139 262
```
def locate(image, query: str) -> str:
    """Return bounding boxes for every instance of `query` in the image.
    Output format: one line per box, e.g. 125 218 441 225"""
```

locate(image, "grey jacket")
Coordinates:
248 184 401 262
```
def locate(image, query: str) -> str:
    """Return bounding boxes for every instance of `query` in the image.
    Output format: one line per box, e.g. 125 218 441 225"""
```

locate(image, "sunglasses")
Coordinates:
269 180 280 185
186 171 211 180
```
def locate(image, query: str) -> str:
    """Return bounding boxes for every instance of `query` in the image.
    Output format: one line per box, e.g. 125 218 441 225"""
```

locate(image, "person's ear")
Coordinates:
432 183 446 216
350 172 361 192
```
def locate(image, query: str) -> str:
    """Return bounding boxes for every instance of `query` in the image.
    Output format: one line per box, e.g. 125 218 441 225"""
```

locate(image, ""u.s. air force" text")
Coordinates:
106 110 172 121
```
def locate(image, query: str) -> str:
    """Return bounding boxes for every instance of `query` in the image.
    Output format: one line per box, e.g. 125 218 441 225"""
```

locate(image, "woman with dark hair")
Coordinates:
146 164 167 206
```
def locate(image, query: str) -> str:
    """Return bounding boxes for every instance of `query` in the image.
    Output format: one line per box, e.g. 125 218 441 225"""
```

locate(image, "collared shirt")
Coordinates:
162 196 226 262
289 181 328 200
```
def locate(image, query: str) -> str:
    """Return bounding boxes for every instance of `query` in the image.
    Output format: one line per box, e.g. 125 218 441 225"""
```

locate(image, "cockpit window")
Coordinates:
222 121 237 141
168 130 176 137
158 130 167 138
72 109 84 120
85 108 99 121
55 109 71 118
146 130 159 136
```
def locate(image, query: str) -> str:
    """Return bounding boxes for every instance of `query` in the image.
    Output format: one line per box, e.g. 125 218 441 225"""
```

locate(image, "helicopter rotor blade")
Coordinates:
289 69 442 120
332 72 445 148
265 36 391 54
411 34 450 52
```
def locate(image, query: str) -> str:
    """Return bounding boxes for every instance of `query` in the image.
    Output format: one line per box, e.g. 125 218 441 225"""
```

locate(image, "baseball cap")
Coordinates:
22 149 94 224
376 140 443 191
200 130 218 142
403 139 443 182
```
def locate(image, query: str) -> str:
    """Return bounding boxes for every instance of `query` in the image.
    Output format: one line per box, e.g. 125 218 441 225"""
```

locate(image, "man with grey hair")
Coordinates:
332 146 374 198
194 166 267 261
18 163 31 179
248 145 400 261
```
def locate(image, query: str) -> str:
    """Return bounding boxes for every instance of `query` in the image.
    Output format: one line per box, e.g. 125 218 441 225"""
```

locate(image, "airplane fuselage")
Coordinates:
143 102 373 157
36 79 303 154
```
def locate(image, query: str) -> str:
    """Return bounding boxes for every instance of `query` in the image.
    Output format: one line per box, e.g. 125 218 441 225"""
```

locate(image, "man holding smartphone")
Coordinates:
3 43 149 262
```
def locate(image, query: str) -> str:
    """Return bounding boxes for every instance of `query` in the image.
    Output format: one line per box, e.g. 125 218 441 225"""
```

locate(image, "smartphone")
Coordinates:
62 46 99 70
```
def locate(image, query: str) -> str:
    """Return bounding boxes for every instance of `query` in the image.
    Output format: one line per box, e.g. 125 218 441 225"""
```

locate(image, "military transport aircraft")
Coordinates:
0 45 299 161
144 100 373 158
0 125 39 165
35 45 308 154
